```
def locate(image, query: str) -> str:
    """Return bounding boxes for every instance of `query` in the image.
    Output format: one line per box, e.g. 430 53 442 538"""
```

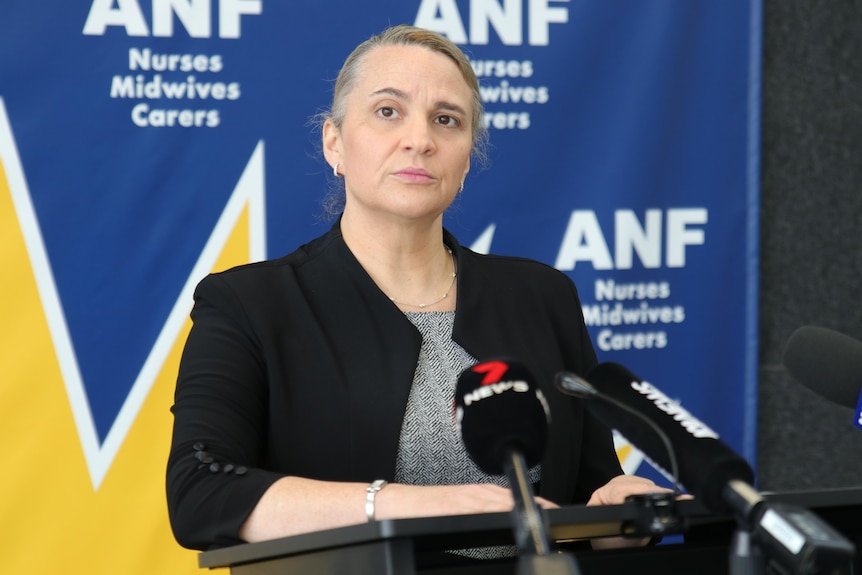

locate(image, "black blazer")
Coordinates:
166 223 622 550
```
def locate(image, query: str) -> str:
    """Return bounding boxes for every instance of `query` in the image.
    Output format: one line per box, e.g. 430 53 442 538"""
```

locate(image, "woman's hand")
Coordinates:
587 474 672 506
586 474 677 550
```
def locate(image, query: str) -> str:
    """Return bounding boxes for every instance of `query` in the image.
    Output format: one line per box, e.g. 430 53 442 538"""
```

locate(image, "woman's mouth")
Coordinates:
394 168 433 183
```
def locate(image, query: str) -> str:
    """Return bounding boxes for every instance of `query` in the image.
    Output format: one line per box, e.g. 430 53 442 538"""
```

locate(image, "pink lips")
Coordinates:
394 167 433 183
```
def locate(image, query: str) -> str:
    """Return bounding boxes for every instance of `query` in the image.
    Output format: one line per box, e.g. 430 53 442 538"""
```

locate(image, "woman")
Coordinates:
166 24 664 553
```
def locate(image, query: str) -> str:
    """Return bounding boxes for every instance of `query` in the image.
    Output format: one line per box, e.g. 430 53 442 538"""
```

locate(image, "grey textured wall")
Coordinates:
757 0 862 490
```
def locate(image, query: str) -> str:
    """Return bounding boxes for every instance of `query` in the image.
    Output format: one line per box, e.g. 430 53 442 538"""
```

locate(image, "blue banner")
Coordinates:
0 1 760 572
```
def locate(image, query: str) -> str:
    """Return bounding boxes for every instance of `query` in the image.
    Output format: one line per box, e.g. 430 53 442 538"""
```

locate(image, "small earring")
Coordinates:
333 162 340 178
458 180 464 193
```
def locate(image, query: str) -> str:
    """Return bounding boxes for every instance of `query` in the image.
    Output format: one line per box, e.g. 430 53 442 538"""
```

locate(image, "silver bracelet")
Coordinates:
365 479 388 522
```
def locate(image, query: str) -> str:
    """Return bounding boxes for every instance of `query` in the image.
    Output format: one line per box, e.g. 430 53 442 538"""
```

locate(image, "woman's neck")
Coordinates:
340 212 457 311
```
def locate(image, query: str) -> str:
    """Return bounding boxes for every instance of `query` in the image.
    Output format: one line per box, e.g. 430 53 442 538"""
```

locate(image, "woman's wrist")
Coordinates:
365 479 389 522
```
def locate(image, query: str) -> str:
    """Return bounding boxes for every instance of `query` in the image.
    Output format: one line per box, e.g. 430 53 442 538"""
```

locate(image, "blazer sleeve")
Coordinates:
166 273 284 550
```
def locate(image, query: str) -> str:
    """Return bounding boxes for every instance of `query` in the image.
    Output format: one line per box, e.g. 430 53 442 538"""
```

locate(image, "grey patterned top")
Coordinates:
395 311 541 559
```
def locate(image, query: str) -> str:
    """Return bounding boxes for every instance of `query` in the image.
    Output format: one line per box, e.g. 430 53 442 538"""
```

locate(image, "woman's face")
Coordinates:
324 44 473 224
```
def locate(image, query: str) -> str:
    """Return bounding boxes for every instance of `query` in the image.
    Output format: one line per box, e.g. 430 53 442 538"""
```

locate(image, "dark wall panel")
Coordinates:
758 0 862 489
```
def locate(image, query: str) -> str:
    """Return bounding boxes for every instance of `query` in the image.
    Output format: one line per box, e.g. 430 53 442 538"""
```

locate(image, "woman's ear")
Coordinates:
322 119 341 169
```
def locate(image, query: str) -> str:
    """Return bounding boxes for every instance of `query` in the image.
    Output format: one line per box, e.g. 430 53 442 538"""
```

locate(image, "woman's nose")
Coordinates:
401 117 436 154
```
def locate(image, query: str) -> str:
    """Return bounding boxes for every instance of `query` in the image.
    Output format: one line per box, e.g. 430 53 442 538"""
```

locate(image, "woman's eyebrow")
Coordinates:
369 87 408 100
369 87 467 117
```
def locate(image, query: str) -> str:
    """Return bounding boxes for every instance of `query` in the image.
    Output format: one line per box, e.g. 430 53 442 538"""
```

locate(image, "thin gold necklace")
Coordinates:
388 248 457 309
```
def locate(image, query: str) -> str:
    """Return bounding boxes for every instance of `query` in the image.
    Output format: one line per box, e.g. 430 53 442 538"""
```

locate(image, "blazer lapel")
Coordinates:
301 226 422 481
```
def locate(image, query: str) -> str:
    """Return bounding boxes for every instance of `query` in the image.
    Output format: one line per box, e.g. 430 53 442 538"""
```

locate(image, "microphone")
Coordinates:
455 358 550 553
556 371 686 537
456 358 581 574
782 326 862 428
558 362 855 574
455 358 548 476
557 362 752 514
555 371 682 495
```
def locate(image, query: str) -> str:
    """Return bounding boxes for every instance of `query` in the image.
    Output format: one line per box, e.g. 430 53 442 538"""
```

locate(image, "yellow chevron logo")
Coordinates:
0 97 263 573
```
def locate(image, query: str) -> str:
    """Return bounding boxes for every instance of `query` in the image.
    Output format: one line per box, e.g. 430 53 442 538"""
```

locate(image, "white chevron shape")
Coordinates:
469 223 496 254
0 96 266 490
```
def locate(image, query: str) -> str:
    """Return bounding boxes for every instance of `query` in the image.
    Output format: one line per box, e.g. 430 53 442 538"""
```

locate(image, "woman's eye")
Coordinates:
436 115 460 127
377 107 398 119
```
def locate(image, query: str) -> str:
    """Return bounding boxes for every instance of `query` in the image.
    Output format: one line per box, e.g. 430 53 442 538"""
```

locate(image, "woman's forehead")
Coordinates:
356 45 471 99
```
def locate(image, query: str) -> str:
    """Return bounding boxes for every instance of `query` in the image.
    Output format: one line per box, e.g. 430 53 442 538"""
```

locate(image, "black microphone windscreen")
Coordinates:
782 325 862 409
455 358 549 475
584 362 754 514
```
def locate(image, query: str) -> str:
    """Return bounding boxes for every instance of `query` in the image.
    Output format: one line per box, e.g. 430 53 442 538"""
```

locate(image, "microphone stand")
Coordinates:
728 528 765 575
504 449 581 575
725 481 766 575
